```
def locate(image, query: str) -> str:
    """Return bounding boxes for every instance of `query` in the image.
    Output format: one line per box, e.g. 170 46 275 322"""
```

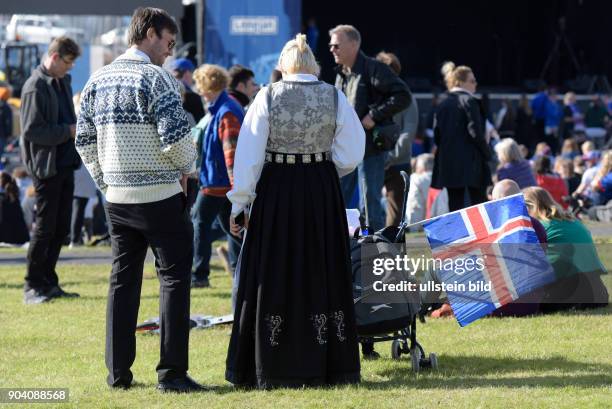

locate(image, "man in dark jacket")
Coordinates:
171 57 205 122
329 25 411 231
20 36 81 304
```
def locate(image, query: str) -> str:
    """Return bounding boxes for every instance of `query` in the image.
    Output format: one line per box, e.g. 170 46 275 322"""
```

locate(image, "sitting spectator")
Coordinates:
560 137 580 160
523 186 608 312
11 166 32 203
0 172 29 245
494 138 537 188
573 155 585 178
534 155 569 208
590 150 612 205
489 179 546 317
406 153 433 227
573 150 602 200
554 157 580 195
531 142 554 167
581 140 596 156
21 185 36 232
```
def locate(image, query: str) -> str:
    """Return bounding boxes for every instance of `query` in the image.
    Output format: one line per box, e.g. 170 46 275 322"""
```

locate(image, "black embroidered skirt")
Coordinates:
225 160 361 389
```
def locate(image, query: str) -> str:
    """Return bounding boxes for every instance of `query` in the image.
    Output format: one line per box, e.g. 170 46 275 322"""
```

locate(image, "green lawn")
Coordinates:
0 246 611 409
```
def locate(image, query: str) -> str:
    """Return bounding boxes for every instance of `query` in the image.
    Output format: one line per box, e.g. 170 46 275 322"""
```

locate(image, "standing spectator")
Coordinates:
559 92 584 140
227 64 259 108
432 61 491 212
0 172 29 245
20 36 81 304
71 164 97 246
226 33 363 389
190 64 244 288
534 155 568 208
530 86 551 144
494 138 536 188
375 51 419 227
495 98 516 139
544 92 562 154
171 57 205 122
76 7 201 392
560 137 580 160
585 96 609 148
515 94 535 154
329 25 411 231
0 84 13 163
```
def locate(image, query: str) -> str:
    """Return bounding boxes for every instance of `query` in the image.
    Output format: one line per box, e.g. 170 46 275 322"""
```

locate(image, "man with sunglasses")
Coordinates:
20 36 82 305
76 7 201 393
328 25 412 235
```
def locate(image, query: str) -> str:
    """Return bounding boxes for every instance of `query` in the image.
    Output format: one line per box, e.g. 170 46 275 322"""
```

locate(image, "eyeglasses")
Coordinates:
328 43 340 50
167 39 176 51
61 57 75 66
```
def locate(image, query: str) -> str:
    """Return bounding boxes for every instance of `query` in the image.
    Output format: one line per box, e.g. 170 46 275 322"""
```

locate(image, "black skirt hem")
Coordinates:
225 369 360 390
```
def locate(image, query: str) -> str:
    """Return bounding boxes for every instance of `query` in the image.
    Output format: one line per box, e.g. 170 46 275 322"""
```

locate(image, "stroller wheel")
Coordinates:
391 339 402 360
410 348 421 372
429 353 438 369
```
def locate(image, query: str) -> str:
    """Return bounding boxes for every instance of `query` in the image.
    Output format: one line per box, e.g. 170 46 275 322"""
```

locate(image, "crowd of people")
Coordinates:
0 5 609 393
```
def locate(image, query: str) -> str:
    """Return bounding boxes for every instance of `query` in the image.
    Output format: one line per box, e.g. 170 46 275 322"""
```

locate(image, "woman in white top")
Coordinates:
225 34 365 389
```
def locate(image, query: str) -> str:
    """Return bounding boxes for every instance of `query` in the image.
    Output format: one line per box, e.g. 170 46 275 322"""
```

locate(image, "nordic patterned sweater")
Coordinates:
75 49 197 204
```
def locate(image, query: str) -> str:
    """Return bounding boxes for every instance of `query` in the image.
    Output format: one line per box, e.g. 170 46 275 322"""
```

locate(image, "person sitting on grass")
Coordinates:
523 186 609 313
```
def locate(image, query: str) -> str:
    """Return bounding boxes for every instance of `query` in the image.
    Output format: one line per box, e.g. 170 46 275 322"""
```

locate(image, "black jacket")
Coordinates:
431 90 492 189
20 65 75 179
335 51 412 156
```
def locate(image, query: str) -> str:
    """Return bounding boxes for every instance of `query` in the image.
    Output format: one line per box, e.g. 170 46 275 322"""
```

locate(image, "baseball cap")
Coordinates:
170 58 195 73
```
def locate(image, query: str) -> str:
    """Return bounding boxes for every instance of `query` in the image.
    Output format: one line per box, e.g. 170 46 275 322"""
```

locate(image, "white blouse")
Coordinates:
227 73 365 216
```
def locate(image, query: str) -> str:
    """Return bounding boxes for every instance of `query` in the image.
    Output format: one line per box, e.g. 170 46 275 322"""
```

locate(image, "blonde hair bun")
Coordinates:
441 61 456 77
295 33 307 52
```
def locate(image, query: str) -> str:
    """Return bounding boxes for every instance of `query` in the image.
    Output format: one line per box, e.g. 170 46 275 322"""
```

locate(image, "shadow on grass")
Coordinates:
368 355 612 389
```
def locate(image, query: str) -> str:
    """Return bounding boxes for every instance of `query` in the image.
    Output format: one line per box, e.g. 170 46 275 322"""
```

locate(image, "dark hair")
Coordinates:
376 51 401 76
48 36 81 59
128 7 178 46
534 155 552 175
269 69 282 83
228 65 255 90
0 172 19 202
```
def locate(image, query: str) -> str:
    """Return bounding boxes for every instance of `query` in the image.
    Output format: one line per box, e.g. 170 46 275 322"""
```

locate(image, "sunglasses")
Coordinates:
168 39 176 51
328 43 340 50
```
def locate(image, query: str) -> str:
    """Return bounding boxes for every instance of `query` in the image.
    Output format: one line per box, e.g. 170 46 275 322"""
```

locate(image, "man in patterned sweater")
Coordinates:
75 8 202 393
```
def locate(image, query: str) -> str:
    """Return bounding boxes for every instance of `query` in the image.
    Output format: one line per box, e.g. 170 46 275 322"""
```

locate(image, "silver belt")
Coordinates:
265 151 332 164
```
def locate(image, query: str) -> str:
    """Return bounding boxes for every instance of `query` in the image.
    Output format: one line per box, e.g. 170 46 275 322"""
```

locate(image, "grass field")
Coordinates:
0 245 611 409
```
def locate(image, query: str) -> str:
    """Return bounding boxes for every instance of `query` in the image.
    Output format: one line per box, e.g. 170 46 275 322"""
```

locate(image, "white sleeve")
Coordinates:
332 89 365 177
226 87 270 216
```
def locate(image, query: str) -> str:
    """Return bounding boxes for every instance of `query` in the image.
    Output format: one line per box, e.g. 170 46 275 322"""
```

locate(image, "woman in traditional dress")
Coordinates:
225 34 365 389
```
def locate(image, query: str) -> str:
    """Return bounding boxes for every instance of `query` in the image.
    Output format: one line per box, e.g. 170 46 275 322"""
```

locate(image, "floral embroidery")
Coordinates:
311 313 328 345
332 311 346 342
265 314 283 347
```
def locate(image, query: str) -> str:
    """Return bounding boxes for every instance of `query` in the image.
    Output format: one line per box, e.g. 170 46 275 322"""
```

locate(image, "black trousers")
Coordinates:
384 166 409 227
25 168 74 290
71 196 89 244
447 186 488 212
104 193 193 386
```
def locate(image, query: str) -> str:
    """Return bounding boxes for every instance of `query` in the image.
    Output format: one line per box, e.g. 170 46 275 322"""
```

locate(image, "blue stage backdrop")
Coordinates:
204 0 302 85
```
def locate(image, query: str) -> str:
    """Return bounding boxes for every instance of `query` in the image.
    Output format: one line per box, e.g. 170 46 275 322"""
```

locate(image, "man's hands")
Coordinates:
180 174 189 195
361 113 375 130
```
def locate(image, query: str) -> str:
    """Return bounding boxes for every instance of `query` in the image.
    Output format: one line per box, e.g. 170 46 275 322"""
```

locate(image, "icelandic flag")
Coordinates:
422 193 555 326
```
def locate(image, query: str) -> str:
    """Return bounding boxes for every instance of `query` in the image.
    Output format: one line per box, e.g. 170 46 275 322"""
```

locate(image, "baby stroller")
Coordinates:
350 171 437 372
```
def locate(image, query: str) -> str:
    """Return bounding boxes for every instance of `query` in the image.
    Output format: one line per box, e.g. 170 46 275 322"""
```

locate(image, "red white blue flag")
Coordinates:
423 194 555 326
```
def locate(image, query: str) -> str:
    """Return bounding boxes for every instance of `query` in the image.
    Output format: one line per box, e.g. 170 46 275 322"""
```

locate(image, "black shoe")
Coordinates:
362 350 381 360
157 375 206 393
24 288 51 305
46 285 80 299
191 276 210 288
107 373 134 390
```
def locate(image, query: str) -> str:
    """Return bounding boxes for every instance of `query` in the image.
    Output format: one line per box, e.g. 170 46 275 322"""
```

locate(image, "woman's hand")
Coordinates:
230 213 249 237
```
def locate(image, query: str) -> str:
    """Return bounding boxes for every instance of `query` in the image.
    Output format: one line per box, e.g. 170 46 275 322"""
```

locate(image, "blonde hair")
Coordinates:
193 64 229 94
523 186 573 222
495 138 523 165
591 150 612 190
582 140 596 155
441 61 473 90
563 91 576 105
328 24 361 45
278 34 320 76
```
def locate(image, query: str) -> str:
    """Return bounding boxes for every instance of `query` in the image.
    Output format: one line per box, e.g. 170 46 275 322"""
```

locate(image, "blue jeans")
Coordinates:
340 152 386 231
191 193 241 280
